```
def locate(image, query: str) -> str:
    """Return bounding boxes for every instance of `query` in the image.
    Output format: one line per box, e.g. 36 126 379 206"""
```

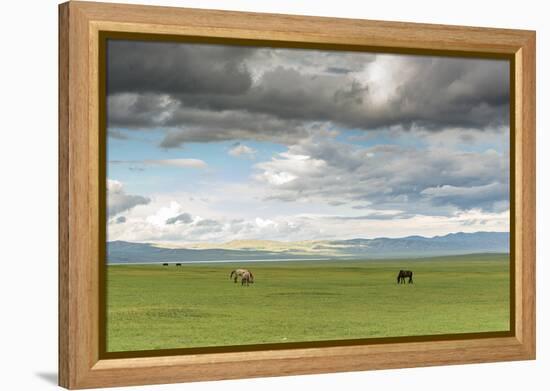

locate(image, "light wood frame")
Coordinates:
59 1 536 389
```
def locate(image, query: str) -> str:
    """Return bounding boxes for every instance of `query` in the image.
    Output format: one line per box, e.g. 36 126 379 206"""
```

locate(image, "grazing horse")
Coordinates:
230 268 253 283
176 263 182 267
162 263 168 266
241 271 254 286
397 270 413 284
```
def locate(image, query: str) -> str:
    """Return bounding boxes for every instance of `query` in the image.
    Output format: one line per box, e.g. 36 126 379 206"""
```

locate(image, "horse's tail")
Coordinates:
230 270 235 279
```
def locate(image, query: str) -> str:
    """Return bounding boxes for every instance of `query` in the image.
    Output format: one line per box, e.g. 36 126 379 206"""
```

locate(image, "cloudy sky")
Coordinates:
106 40 510 244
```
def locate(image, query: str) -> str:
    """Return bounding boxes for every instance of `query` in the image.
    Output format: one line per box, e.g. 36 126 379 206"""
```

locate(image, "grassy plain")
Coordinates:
106 253 510 352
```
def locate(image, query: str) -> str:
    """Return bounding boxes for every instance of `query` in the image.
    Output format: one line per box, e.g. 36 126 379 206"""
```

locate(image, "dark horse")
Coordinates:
397 270 413 284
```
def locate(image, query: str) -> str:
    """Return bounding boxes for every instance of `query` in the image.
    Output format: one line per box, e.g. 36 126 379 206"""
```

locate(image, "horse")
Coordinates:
176 263 182 267
397 270 413 284
241 271 254 286
162 263 168 266
230 268 253 283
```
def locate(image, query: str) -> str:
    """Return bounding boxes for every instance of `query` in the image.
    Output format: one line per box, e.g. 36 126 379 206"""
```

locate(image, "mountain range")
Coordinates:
107 231 509 264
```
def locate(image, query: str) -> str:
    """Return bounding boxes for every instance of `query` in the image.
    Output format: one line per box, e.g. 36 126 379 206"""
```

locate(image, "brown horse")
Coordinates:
397 270 413 284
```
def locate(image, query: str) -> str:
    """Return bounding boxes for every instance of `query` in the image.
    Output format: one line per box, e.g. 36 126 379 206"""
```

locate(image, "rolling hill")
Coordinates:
107 231 509 264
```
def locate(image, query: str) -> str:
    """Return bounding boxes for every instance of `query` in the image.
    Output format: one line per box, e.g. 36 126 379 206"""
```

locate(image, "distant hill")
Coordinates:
107 240 320 264
107 231 509 264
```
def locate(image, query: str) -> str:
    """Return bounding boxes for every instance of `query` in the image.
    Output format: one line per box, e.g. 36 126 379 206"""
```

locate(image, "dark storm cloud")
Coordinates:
207 56 509 131
107 40 253 96
107 41 509 146
159 109 310 147
381 56 510 130
251 47 376 74
107 94 312 146
174 66 356 121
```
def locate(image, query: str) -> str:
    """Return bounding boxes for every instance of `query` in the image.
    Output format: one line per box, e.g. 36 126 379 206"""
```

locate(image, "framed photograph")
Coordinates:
59 1 536 389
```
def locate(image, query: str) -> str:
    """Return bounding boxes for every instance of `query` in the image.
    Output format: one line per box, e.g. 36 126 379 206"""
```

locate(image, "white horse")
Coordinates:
240 271 254 286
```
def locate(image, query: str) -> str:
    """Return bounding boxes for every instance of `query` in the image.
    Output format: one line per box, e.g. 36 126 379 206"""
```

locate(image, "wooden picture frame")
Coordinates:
59 1 536 389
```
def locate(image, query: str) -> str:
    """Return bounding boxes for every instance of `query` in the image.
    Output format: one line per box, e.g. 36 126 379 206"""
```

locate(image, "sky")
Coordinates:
106 40 510 244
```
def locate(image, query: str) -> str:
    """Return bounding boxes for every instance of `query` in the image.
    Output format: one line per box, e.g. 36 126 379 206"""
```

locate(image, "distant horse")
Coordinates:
230 269 253 283
176 263 182 267
397 270 413 284
241 271 254 286
162 263 169 266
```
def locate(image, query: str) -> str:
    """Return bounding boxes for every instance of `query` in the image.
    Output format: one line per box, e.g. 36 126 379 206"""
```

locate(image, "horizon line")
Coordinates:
107 230 510 245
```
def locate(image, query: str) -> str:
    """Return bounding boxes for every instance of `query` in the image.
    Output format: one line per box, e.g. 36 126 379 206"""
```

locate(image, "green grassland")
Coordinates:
106 253 510 352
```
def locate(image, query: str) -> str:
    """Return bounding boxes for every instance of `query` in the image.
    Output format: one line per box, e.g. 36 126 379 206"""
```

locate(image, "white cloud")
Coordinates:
143 159 207 169
254 151 325 186
228 144 257 158
107 195 510 244
146 201 183 227
262 171 297 186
